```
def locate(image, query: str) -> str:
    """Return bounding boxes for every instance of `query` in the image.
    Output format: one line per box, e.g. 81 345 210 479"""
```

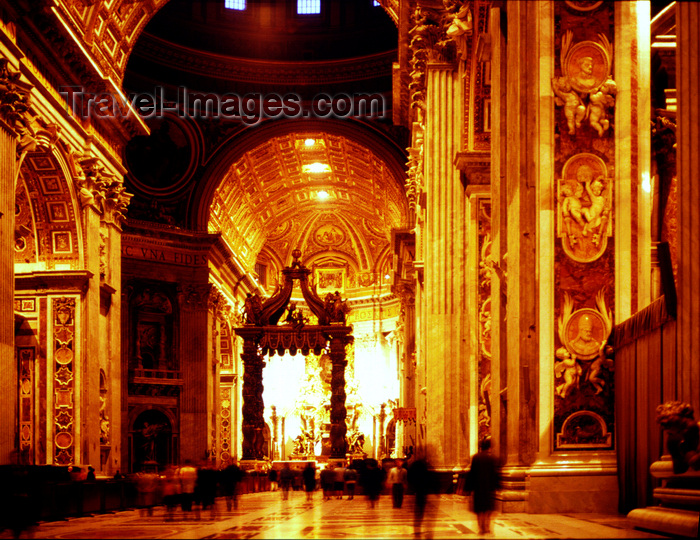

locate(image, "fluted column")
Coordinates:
0 119 17 464
423 61 468 469
179 285 211 462
676 1 700 409
81 200 102 469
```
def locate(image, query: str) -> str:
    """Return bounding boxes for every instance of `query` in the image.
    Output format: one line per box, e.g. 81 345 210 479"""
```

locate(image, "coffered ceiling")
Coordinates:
208 131 409 290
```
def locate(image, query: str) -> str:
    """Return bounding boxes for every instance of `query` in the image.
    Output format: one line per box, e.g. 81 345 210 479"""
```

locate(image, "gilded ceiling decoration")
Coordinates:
52 0 169 83
208 132 408 281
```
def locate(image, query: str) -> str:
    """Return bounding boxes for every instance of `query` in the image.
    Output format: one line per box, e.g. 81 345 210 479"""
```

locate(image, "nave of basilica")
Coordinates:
1 0 699 536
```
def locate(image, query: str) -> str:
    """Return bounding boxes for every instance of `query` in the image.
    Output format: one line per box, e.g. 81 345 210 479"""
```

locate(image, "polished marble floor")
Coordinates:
0 490 672 539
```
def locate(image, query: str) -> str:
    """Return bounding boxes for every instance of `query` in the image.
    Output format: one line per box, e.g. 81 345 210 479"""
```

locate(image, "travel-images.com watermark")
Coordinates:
59 86 387 124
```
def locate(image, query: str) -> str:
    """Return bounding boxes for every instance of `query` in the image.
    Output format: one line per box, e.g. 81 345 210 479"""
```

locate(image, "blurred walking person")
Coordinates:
388 458 408 508
178 459 200 520
161 466 180 522
302 462 316 501
320 463 334 500
333 462 346 499
465 439 501 535
222 459 243 511
279 462 294 500
361 459 384 509
344 461 359 500
268 466 278 491
408 457 434 537
198 461 218 519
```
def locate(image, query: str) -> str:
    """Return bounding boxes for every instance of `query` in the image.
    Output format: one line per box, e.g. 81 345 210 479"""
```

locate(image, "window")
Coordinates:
224 0 246 10
297 0 321 15
255 262 267 288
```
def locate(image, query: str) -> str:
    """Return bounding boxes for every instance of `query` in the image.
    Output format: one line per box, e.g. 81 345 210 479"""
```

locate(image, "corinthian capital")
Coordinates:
0 58 32 132
76 155 133 226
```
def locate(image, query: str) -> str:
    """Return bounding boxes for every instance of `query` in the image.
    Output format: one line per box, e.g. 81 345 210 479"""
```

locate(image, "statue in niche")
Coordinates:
140 422 166 462
656 401 700 474
99 394 110 445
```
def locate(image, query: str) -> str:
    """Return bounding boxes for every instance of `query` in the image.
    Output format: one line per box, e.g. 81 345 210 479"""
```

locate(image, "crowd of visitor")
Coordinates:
1 446 502 538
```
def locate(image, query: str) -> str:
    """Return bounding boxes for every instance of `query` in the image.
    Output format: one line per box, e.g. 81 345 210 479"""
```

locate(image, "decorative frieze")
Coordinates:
53 296 76 465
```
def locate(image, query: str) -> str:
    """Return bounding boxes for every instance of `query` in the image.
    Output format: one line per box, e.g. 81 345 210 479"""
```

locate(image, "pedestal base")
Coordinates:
628 506 700 539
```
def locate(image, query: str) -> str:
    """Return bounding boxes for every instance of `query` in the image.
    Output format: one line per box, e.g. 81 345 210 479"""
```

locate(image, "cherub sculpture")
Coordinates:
656 401 700 474
552 76 586 135
586 342 614 394
554 346 582 399
588 77 617 136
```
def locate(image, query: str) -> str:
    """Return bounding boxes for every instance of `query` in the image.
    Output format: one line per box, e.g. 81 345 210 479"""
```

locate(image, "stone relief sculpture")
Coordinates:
554 348 582 399
552 30 616 137
552 76 587 135
656 401 700 474
558 153 612 262
444 0 472 62
588 78 617 136
555 290 614 400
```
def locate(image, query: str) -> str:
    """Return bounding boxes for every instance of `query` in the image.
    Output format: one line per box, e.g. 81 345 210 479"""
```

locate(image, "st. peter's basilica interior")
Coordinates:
1 0 699 536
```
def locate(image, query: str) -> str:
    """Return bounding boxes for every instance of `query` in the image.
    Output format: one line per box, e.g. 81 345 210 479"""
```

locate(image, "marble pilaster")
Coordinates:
503 0 540 469
676 1 700 409
178 284 212 462
81 197 102 469
103 221 122 474
423 60 470 469
0 119 17 464
488 4 508 460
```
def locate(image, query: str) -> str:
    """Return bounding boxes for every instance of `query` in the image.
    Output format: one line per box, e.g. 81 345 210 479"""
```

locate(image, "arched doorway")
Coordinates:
131 409 173 472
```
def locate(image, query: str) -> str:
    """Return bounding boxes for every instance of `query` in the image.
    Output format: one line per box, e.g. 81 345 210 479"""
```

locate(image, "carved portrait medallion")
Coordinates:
563 308 607 361
562 39 611 94
558 153 612 263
